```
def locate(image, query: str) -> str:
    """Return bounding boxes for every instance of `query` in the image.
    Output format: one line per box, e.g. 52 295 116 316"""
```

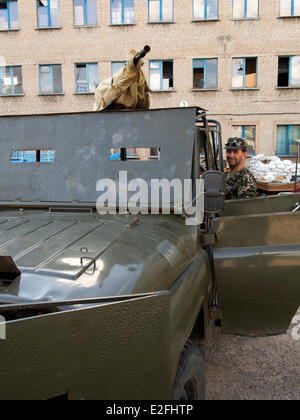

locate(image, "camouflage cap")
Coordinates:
224 137 248 151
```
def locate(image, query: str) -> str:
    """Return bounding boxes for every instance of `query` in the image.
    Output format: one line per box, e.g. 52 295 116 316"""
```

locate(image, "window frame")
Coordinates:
110 0 135 25
0 0 18 30
276 124 300 157
75 62 98 94
39 64 63 95
278 55 300 88
232 0 259 20
192 58 218 90
149 60 174 91
148 0 174 23
231 124 257 156
36 0 60 28
280 0 300 17
232 57 258 89
0 65 23 96
192 0 219 21
73 0 97 27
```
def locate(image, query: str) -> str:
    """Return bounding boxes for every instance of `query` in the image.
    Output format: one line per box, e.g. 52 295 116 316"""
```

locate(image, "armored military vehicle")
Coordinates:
0 107 299 400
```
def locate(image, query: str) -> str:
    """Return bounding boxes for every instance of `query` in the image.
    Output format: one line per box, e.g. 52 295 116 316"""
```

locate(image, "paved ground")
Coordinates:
205 309 300 400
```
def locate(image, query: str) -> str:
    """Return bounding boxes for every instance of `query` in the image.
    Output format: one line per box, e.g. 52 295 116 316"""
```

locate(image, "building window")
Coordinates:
112 61 126 75
276 125 300 156
39 64 62 94
280 0 300 16
232 57 257 88
193 0 218 20
37 0 60 28
149 60 173 91
11 149 56 163
149 147 160 159
74 0 97 26
193 59 218 89
233 0 259 19
111 0 134 25
0 0 18 30
75 63 98 93
0 65 23 95
232 125 256 155
148 0 173 22
278 56 300 87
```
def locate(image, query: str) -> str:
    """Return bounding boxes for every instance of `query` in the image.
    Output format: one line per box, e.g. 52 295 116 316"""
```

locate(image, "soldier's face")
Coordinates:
226 149 247 168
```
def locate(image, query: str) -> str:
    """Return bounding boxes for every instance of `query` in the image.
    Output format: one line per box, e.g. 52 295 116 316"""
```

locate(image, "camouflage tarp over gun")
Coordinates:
93 46 151 111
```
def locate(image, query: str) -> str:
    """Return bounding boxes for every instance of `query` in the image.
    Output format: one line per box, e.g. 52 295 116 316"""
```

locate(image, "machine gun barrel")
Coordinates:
133 45 151 66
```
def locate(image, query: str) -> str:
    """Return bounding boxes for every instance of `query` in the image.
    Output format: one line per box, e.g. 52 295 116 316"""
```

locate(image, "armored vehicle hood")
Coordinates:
0 211 200 304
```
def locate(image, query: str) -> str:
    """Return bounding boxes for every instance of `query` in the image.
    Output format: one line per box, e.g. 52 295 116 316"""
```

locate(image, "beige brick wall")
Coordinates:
0 0 299 155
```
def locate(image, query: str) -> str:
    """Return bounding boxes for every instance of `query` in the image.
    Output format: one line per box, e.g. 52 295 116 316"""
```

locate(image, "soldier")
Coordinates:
224 137 257 200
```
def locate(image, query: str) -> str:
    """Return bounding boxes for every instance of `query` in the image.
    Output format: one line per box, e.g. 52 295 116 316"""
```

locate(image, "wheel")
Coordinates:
172 340 206 400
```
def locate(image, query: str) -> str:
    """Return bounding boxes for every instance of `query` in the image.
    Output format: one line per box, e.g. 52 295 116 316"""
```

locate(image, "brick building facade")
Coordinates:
0 0 300 156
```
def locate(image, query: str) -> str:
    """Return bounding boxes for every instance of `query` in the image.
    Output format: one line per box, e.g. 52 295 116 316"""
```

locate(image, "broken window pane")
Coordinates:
291 55 300 86
162 60 173 89
193 63 204 89
193 59 217 89
278 57 289 87
232 58 244 88
149 61 161 90
149 60 173 90
232 58 256 88
76 64 88 92
245 58 257 87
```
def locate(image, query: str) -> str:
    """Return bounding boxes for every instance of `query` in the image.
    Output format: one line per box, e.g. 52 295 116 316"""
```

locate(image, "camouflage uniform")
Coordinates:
224 137 257 200
225 168 257 200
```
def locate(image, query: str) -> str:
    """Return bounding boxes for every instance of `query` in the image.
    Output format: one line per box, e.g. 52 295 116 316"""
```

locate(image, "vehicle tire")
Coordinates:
172 340 205 400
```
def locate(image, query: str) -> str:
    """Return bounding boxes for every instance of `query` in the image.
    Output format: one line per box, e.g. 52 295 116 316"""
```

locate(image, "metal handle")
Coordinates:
292 202 300 212
80 257 96 275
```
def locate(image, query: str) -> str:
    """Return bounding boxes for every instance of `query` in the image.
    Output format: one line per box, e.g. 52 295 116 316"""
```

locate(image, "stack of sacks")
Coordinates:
249 155 297 184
